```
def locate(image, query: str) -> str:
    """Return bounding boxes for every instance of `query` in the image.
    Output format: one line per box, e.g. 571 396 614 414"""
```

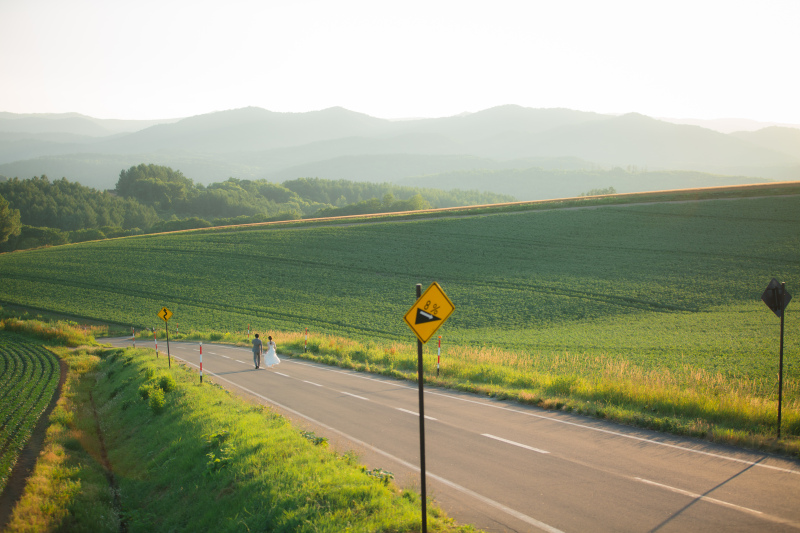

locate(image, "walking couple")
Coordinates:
252 333 280 369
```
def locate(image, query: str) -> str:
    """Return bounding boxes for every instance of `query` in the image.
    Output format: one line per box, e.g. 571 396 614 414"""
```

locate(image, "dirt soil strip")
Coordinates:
0 357 67 530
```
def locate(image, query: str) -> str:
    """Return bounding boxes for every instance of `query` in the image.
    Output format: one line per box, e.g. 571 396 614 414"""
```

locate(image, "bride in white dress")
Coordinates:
263 335 280 367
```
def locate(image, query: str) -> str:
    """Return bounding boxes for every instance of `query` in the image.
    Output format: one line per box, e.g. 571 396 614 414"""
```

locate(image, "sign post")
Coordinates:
200 341 203 383
761 279 792 438
158 307 173 368
403 282 455 533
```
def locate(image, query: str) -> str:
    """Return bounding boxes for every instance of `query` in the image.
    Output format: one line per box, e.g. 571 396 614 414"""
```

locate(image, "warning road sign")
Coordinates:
403 282 455 343
762 278 791 318
158 307 173 322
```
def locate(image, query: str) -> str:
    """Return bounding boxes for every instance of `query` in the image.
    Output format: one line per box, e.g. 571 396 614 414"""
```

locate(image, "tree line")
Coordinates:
0 164 514 252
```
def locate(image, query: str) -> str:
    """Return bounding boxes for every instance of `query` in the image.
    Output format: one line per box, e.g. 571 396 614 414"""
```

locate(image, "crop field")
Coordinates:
0 189 798 389
0 332 60 495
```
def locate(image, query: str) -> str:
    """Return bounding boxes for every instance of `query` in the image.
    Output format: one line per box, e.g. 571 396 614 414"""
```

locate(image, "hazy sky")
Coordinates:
1 0 798 123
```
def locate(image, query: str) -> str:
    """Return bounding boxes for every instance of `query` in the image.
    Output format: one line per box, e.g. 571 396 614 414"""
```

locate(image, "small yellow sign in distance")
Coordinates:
158 307 173 322
403 282 455 343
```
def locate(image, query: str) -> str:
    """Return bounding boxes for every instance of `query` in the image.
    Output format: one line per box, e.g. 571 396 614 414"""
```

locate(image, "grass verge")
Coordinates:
4 340 474 532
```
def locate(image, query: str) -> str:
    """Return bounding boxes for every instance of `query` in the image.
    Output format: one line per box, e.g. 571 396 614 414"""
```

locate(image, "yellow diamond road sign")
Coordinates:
158 307 173 322
404 282 455 343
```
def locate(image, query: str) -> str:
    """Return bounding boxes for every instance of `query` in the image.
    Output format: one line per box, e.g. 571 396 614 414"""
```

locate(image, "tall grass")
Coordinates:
0 314 104 347
216 328 799 456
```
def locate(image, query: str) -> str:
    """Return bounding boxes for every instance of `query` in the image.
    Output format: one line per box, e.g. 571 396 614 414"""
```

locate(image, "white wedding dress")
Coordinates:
263 341 280 367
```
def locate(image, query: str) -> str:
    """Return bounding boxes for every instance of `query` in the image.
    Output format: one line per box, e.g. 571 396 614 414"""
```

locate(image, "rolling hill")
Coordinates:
1 106 798 198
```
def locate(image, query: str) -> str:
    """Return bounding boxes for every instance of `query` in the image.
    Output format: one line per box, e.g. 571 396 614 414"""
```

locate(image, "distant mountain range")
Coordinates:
0 106 798 201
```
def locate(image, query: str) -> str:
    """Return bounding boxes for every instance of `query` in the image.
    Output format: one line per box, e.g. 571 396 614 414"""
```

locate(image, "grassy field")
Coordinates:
0 184 798 448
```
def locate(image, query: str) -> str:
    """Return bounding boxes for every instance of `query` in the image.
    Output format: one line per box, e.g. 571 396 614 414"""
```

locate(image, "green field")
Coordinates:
0 186 798 443
0 332 60 495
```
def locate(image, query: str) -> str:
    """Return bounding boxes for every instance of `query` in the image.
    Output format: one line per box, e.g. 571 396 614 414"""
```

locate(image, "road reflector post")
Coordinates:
200 342 203 383
761 279 792 438
132 327 136 349
154 330 158 357
305 328 309 352
437 336 441 377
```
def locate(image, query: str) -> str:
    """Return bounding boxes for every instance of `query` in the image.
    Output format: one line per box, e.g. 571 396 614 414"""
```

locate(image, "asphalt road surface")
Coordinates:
102 338 800 532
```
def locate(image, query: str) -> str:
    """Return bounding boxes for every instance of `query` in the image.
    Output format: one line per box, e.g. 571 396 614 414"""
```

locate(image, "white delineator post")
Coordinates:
305 328 309 352
200 342 203 383
154 330 158 357
132 327 136 349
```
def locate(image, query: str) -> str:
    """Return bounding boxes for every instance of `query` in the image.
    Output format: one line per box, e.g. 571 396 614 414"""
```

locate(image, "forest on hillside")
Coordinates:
0 164 514 252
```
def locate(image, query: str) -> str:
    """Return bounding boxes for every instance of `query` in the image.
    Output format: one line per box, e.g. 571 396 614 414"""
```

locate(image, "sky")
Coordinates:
1 0 799 124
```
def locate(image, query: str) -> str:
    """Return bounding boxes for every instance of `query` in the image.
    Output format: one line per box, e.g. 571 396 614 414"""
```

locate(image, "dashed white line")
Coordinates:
341 391 369 401
396 407 437 421
303 380 323 387
274 372 290 378
483 434 550 455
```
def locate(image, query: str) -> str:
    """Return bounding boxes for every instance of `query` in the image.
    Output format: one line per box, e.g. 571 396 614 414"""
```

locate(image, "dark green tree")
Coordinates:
0 193 22 244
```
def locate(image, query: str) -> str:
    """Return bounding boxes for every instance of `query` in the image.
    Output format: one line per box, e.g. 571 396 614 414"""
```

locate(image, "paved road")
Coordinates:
103 337 800 532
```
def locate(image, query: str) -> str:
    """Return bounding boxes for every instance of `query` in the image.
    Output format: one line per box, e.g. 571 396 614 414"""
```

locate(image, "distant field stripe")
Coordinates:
482 434 550 455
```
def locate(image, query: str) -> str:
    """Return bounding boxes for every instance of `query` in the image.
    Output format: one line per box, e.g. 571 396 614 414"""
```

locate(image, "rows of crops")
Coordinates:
0 332 60 495
0 190 797 384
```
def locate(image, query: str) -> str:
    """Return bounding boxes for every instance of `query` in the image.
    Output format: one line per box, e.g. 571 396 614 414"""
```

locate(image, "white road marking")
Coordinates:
274 372 290 378
396 407 437 421
633 477 800 528
635 477 761 515
341 391 369 401
483 434 550 455
303 380 323 387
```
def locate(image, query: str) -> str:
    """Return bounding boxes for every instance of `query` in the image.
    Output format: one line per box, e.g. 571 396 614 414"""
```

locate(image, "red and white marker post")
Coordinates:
305 328 309 352
437 335 441 376
200 342 203 383
132 327 136 349
154 330 158 357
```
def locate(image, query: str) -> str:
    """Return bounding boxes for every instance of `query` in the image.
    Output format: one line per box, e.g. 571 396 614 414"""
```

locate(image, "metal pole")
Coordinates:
200 342 203 383
416 283 428 533
778 282 785 438
166 321 171 368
